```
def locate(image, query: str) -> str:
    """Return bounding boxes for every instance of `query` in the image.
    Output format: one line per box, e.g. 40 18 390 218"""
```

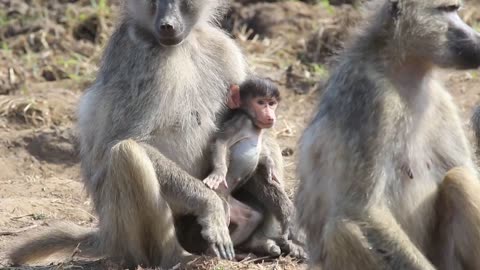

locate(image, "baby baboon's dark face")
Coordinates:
401 0 480 69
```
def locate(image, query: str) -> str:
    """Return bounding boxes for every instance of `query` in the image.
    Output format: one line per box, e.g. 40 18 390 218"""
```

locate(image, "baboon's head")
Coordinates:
389 0 480 69
125 0 228 47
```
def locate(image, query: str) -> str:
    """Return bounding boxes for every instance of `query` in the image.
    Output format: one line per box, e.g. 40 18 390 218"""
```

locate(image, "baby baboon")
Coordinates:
203 77 288 247
204 77 281 191
8 0 294 268
296 0 480 269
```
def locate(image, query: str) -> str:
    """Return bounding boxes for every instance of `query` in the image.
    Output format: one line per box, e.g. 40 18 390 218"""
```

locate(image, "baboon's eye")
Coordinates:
437 4 460 12
180 0 194 13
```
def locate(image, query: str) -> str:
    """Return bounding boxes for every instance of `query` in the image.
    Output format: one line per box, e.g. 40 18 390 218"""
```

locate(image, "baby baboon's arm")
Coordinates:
204 115 247 190
259 145 280 184
204 139 230 190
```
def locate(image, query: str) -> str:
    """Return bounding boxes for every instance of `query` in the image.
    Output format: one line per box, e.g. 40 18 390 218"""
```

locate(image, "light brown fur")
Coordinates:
8 0 298 267
296 0 480 269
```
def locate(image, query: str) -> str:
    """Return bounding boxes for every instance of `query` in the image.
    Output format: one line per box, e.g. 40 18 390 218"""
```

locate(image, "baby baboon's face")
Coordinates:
401 0 480 69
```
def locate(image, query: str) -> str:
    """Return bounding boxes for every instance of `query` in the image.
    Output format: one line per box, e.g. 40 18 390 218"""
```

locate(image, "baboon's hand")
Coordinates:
199 211 235 261
203 172 228 190
265 156 279 183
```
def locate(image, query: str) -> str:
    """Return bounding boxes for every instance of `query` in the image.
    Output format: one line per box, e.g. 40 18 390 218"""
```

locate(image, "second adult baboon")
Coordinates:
296 0 480 269
8 0 297 268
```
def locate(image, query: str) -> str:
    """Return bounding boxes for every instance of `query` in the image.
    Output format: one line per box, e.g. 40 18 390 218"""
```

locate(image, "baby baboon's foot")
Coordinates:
244 238 281 257
278 237 307 260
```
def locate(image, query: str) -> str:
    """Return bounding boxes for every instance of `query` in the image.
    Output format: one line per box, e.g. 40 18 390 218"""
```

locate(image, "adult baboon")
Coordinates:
296 0 480 269
9 0 295 268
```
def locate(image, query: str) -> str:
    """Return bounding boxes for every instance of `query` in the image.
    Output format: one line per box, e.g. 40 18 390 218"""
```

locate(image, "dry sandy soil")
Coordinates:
0 0 480 269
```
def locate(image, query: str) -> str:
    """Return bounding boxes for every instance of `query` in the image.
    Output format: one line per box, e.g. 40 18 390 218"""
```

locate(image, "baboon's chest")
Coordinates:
149 39 243 178
385 142 445 251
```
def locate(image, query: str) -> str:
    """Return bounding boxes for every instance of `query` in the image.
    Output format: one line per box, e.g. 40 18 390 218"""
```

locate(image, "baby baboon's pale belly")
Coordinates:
227 138 261 189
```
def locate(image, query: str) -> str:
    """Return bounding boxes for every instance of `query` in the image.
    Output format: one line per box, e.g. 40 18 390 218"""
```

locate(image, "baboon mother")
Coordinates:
297 0 480 269
7 0 283 268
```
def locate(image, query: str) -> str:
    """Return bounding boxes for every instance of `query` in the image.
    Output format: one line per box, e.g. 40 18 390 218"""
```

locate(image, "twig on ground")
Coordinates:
241 255 276 264
0 224 38 236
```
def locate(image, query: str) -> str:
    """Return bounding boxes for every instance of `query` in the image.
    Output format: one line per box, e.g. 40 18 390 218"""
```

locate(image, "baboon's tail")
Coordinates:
9 223 101 265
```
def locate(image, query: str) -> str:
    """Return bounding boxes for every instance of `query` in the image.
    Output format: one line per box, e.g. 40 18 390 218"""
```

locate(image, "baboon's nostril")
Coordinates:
160 24 174 31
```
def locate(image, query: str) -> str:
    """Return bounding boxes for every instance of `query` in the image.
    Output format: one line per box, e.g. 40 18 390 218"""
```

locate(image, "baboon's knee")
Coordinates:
318 219 380 269
108 139 159 202
441 167 478 196
439 167 480 213
110 139 144 167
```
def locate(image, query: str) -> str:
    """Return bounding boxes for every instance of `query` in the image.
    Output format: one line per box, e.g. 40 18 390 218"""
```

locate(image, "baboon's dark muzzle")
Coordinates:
155 1 185 46
448 27 480 69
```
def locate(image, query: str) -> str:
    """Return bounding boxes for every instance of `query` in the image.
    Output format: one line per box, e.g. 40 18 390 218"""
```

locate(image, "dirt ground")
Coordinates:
1 0 480 269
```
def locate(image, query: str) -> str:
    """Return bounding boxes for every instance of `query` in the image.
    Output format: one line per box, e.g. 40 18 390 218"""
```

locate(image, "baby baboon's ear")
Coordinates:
227 84 241 109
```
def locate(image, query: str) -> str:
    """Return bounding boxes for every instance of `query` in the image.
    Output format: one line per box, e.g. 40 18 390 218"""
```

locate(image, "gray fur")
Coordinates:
10 0 245 267
204 89 306 258
296 0 480 269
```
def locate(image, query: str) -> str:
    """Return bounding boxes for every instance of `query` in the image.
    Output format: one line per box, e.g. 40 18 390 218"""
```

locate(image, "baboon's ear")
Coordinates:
389 0 401 19
227 84 241 109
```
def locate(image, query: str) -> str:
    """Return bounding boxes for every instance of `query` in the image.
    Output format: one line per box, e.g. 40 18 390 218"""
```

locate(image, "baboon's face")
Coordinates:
127 0 210 47
402 0 480 69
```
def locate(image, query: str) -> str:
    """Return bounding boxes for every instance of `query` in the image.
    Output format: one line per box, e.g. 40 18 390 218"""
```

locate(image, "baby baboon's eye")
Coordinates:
437 4 460 12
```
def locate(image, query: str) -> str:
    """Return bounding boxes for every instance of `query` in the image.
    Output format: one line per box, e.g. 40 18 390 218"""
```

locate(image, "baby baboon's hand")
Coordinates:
265 156 279 183
203 172 228 190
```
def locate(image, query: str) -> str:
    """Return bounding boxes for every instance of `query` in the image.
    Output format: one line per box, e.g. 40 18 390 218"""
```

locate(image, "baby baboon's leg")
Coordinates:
229 197 263 245
241 214 282 257
104 139 191 268
435 167 480 270
240 172 307 258
242 176 293 238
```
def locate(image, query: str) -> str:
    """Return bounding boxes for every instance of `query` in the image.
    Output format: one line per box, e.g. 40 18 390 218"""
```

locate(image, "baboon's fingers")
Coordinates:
269 169 280 184
210 244 221 258
222 178 228 189
217 243 228 260
227 242 235 260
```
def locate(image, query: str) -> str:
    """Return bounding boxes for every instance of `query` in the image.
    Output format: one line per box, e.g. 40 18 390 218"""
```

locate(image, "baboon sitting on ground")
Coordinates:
8 0 297 268
296 0 480 269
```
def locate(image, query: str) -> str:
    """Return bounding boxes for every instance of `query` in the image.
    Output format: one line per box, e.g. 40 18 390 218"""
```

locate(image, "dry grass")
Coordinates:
0 96 50 126
1 256 304 270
